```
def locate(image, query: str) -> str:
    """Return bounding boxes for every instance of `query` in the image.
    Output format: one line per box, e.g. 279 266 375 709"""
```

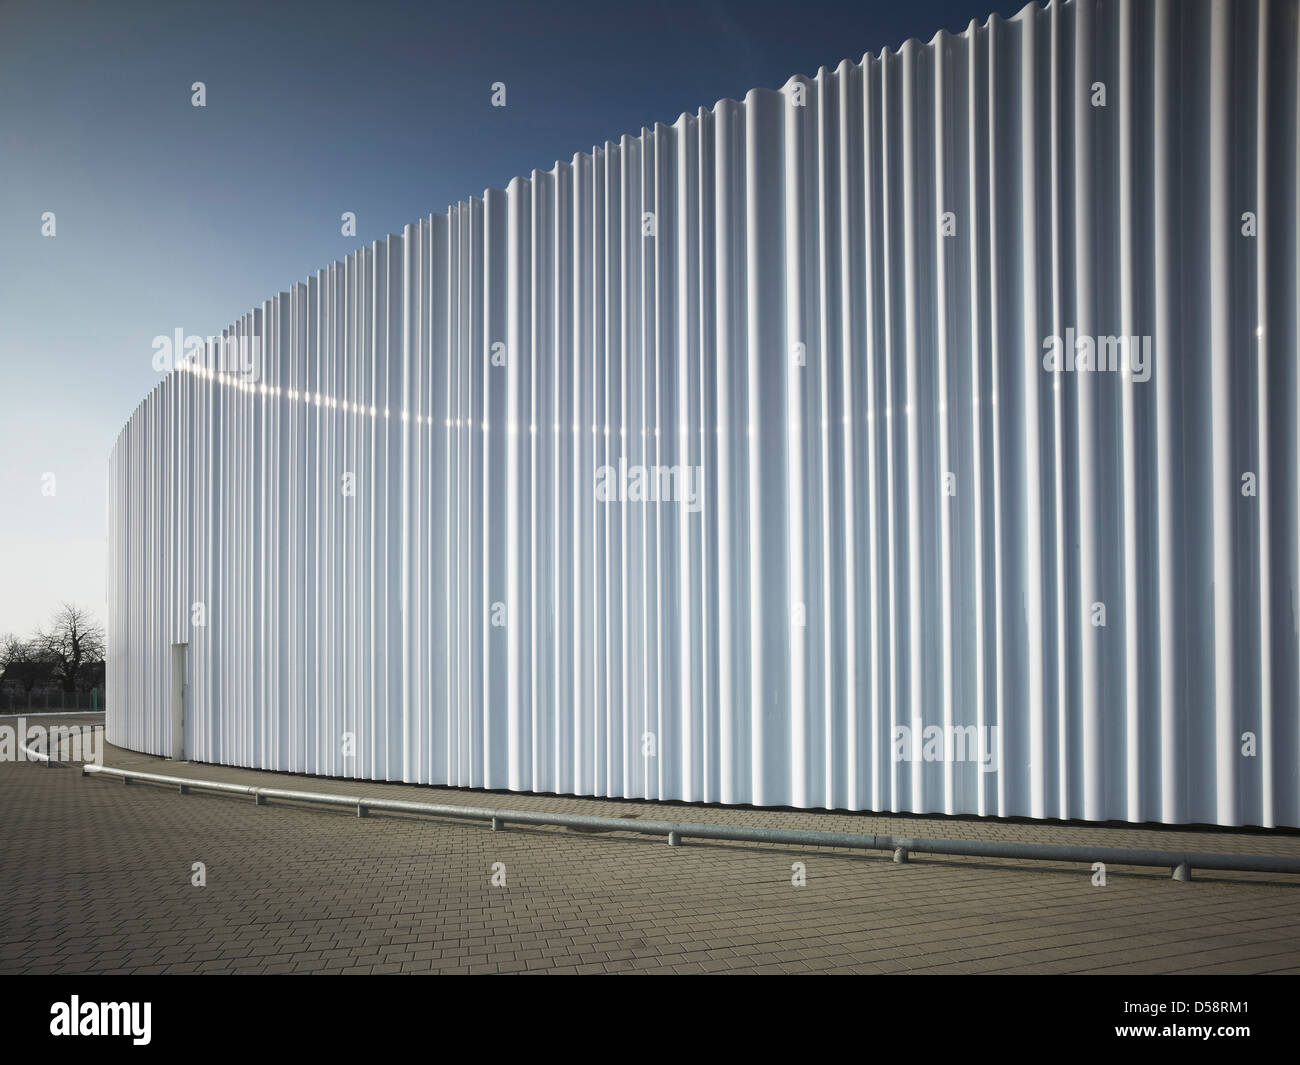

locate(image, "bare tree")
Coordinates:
0 634 57 696
36 604 105 693
0 633 23 671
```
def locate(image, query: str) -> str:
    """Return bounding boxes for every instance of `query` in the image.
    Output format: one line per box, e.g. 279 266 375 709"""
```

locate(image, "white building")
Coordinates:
108 0 1300 827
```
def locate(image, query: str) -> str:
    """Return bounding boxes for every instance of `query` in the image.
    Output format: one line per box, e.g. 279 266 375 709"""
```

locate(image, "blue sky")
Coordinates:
0 0 1029 638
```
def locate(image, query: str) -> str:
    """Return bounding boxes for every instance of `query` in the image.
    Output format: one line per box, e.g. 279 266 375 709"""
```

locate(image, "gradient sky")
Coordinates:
0 0 1030 639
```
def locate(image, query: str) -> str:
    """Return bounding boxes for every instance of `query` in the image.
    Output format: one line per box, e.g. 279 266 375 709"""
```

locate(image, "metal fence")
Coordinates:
0 690 104 714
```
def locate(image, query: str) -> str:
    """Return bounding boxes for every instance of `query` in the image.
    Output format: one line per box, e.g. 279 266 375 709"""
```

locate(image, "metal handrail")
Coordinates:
81 762 1300 880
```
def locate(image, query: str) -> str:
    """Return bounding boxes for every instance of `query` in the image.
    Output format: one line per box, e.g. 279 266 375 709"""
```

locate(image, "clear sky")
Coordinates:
0 0 1030 639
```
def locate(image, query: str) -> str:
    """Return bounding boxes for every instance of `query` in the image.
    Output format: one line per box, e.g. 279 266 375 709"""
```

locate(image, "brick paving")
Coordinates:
2 712 1299 974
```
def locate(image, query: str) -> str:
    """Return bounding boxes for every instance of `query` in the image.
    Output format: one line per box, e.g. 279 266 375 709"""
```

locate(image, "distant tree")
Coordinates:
0 633 22 671
0 634 57 696
36 604 105 694
78 659 106 693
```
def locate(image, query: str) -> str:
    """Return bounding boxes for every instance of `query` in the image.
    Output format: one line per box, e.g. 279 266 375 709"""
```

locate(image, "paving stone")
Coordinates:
1 720 1298 974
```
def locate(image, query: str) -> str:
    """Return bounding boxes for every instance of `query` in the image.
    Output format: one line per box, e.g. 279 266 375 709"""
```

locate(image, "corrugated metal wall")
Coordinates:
108 0 1300 827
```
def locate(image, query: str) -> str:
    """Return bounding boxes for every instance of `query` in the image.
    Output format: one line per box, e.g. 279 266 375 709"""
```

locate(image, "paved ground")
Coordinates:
2 712 1300 974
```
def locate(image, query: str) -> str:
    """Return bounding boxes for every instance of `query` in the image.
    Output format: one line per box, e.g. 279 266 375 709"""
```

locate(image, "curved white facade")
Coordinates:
109 0 1300 827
